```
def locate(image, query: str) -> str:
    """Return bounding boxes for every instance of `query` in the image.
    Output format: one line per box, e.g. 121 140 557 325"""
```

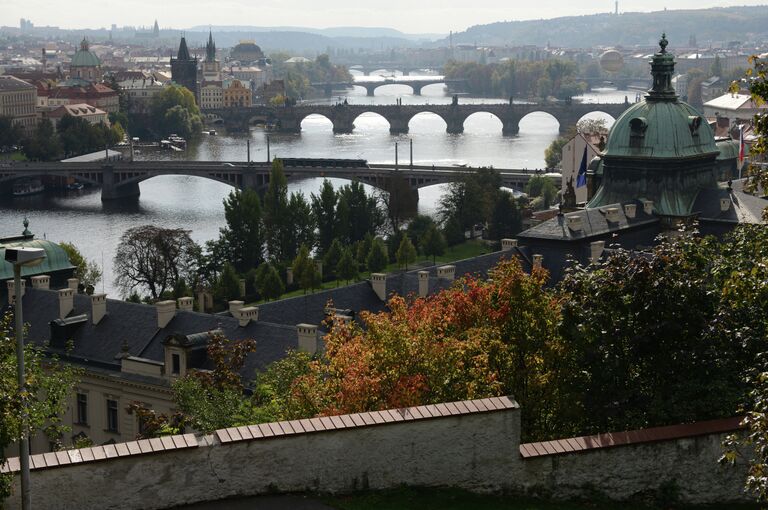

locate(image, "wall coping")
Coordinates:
519 416 744 459
0 396 519 474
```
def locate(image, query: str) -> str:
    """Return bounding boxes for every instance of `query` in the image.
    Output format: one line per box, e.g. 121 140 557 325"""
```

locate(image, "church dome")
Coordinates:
70 38 101 68
0 221 75 280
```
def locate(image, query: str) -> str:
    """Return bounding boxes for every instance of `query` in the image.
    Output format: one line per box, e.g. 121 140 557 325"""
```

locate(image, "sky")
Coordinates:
3 0 768 34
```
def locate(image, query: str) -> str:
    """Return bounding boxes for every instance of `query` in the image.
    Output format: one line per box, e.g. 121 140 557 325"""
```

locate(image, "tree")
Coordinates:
487 190 523 241
0 312 80 501
293 244 319 294
23 119 62 161
525 174 557 210
336 247 359 284
735 56 768 219
263 160 291 262
219 188 264 273
113 225 198 299
287 192 315 261
406 214 436 252
311 179 338 254
59 242 102 288
0 116 23 151
439 168 501 232
396 234 417 270
420 223 446 264
442 215 465 247
149 84 202 138
255 263 285 301
336 181 384 244
215 262 241 303
356 232 374 270
366 238 388 273
323 238 343 280
378 174 417 233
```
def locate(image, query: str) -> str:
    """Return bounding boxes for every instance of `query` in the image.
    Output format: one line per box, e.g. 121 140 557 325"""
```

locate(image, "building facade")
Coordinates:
46 103 109 128
0 75 38 135
223 79 251 108
199 81 224 110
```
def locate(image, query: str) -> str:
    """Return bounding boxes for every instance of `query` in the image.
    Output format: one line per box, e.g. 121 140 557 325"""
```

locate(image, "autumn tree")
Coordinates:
60 242 102 289
113 225 198 300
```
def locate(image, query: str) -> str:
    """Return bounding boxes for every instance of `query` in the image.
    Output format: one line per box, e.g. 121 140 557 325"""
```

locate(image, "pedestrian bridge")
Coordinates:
0 160 558 201
310 78 461 97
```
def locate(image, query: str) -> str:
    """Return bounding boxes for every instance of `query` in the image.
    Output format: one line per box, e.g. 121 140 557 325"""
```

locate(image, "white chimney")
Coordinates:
590 241 606 264
30 275 50 290
155 300 176 328
91 293 107 325
67 278 79 291
720 197 731 212
297 323 318 354
58 288 74 319
437 265 456 281
234 306 259 327
642 199 654 215
566 214 583 231
624 203 637 219
418 271 429 298
371 273 387 302
605 207 620 223
177 296 194 312
533 254 543 270
501 239 518 252
228 300 244 314
286 267 294 286
6 279 25 304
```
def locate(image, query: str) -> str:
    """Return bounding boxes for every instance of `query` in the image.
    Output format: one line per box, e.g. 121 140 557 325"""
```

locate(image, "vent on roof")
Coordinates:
566 214 583 231
50 314 88 348
604 207 620 223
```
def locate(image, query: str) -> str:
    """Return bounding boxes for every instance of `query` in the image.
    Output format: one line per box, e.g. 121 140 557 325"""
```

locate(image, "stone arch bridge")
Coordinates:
311 78 463 97
0 160 557 201
206 100 631 135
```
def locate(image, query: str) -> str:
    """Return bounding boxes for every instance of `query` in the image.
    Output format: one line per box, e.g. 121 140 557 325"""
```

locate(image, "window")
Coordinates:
106 399 119 433
76 393 88 425
172 353 181 375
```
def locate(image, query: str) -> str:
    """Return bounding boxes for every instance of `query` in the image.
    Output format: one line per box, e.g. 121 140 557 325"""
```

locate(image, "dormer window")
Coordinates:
629 117 647 148
688 115 702 137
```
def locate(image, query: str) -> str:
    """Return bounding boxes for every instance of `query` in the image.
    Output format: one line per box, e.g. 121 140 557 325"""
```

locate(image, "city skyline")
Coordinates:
4 0 768 35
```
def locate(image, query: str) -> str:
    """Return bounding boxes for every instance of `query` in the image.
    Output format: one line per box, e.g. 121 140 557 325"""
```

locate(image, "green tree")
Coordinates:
420 223 447 264
356 232 374 269
487 190 523 241
220 188 263 273
336 181 384 244
0 116 23 151
59 242 102 288
23 119 62 161
311 179 338 254
366 238 388 273
255 263 285 301
439 168 501 232
323 238 343 280
149 84 202 138
0 312 80 500
525 174 558 210
336 247 359 284
287 192 315 261
293 244 319 294
263 160 291 262
442 215 465 247
406 214 436 252
396 234 417 271
215 262 242 303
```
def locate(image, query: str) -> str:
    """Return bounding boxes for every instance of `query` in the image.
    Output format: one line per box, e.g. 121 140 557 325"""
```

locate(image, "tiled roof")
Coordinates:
0 75 36 91
519 416 743 458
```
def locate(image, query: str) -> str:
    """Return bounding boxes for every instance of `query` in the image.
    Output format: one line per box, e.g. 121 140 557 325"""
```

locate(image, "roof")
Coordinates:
695 187 767 224
176 37 192 61
70 39 102 68
0 75 36 91
49 103 106 118
704 93 763 111
61 149 122 163
0 234 75 281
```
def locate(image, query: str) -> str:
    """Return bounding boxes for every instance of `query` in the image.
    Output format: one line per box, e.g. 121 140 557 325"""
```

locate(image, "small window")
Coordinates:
172 353 181 375
106 399 119 433
76 393 88 425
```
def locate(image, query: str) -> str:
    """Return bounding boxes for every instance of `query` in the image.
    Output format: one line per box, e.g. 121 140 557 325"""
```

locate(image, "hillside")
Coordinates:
442 6 768 48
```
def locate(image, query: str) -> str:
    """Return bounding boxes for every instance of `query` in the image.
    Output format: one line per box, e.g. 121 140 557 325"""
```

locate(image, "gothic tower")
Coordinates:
170 36 198 102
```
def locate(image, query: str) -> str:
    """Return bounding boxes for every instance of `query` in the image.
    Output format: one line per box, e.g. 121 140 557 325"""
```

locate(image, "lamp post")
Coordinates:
5 246 47 510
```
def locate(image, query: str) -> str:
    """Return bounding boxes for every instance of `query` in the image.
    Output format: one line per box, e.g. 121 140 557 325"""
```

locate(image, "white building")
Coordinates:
703 93 768 125
118 77 165 114
561 132 601 205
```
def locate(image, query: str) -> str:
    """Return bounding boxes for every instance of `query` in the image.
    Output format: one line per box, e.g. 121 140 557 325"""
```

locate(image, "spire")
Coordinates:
153 19 159 37
646 33 677 102
80 37 89 52
177 36 191 61
206 29 216 62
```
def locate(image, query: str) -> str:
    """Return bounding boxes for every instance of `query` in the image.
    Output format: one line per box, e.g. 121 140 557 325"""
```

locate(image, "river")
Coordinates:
0 77 631 296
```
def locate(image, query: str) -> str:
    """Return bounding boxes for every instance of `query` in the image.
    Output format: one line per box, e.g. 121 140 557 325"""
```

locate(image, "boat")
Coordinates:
66 182 85 191
13 179 44 196
208 129 217 135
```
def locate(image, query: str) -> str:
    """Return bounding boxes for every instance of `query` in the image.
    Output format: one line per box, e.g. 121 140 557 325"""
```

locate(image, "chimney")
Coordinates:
286 267 294 286
177 296 194 312
6 279 26 304
532 254 543 270
605 207 620 223
155 300 176 328
297 323 318 354
67 278 79 291
624 203 637 219
720 197 731 212
437 265 456 281
30 275 50 290
314 260 323 280
91 293 107 325
233 306 259 327
590 241 605 264
566 214 583 231
58 288 74 319
418 271 429 298
642 199 654 215
370 273 387 302
501 239 518 252
228 300 244 315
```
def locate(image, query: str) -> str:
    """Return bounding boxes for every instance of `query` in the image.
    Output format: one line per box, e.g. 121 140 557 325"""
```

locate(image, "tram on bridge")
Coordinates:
279 158 369 169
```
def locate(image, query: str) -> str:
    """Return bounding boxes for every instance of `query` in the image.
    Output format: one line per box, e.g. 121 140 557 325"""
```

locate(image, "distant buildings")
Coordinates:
69 38 102 83
0 75 38 135
703 93 768 125
223 79 251 108
45 103 109 128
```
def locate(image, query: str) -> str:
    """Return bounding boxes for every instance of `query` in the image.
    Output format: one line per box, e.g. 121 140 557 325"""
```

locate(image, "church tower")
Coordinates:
170 36 198 102
201 30 221 81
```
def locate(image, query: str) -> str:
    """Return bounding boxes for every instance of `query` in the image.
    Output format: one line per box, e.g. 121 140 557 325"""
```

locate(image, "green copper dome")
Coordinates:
70 38 101 68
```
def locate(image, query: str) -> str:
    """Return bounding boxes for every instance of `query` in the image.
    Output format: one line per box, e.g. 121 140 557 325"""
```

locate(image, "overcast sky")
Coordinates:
3 0 767 34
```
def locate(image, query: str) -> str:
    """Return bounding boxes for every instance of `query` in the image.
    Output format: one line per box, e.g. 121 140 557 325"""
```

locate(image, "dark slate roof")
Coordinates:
517 201 659 242
15 288 298 382
695 187 767 224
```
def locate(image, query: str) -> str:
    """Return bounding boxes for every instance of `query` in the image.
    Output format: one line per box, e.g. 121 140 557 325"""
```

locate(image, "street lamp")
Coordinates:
5 246 46 510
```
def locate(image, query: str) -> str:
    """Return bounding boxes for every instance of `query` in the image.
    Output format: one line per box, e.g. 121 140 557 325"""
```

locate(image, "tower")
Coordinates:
202 30 221 81
170 36 198 102
153 20 160 38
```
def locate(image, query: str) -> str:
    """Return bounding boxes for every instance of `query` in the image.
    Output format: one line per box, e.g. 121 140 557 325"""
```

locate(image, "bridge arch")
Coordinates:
299 112 335 131
518 110 561 134
351 111 391 131
462 111 505 134
407 110 449 132
576 110 617 129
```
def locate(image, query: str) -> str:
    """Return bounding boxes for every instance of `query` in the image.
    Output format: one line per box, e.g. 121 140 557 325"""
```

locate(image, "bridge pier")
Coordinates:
502 120 520 136
446 118 464 135
101 182 140 201
389 117 410 135
412 84 423 96
332 119 355 134
365 85 377 97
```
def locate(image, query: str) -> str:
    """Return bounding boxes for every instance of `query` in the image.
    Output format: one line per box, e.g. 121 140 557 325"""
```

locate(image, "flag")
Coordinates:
576 144 588 188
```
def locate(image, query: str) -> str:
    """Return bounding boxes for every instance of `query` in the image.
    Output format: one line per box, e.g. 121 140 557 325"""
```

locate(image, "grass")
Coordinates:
0 151 28 162
250 240 493 304
322 487 761 510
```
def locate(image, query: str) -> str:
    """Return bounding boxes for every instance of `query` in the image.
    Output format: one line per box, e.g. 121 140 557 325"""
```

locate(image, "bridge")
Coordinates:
346 64 442 76
0 160 558 201
311 78 459 97
205 100 631 134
